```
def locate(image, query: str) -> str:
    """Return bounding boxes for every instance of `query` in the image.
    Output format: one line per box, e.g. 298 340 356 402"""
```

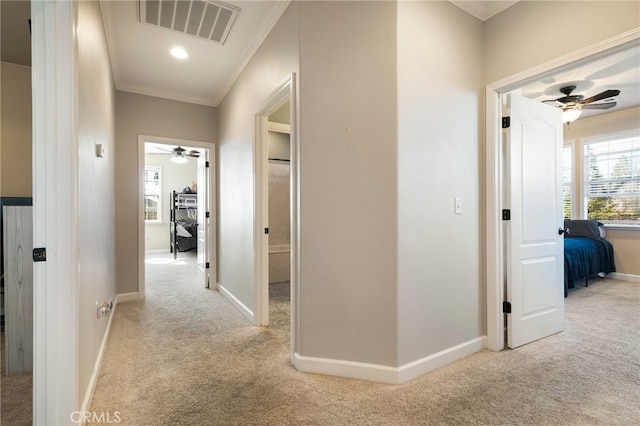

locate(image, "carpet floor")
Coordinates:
88 254 640 425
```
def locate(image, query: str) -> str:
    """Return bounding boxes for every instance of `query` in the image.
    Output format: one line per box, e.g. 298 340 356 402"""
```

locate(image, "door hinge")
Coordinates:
502 209 511 221
205 262 210 269
503 301 512 314
32 247 47 262
502 117 510 128
205 211 210 218
205 161 210 168
264 228 269 234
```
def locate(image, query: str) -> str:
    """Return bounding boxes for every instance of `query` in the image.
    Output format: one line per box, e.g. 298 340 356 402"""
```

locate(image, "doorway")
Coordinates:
266 105 292 343
138 135 216 298
485 33 640 351
254 74 298 355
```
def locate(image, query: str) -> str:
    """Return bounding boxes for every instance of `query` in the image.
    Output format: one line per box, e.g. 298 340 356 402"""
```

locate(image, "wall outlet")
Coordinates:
455 197 462 215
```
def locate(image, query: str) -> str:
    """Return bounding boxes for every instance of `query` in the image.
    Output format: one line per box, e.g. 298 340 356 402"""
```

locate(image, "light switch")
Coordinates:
454 197 462 215
96 143 105 158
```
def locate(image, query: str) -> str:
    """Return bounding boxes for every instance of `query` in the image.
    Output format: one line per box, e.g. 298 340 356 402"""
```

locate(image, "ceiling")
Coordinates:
2 0 639 120
99 0 290 107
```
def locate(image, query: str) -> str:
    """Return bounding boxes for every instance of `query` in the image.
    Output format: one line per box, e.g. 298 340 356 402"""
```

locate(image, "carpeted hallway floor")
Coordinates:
88 252 640 425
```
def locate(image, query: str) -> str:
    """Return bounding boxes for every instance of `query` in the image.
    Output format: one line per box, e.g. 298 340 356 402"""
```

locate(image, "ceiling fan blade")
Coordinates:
581 89 620 105
581 102 617 110
556 95 583 104
542 99 561 105
187 150 200 157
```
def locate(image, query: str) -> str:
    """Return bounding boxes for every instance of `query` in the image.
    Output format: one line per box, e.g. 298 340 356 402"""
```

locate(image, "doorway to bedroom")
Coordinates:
140 136 216 298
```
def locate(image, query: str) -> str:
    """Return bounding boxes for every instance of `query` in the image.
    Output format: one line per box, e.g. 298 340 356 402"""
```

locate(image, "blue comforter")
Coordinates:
564 237 615 296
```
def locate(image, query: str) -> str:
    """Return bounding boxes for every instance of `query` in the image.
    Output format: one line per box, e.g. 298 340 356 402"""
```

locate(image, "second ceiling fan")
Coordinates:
542 85 621 123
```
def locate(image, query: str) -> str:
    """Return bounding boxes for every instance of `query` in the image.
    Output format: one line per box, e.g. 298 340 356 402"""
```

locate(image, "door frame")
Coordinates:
137 135 216 298
31 0 79 422
254 74 298 356
485 29 640 351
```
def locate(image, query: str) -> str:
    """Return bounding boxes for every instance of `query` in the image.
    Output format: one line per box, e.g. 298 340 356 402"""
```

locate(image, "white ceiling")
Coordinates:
521 43 640 120
449 0 519 21
99 0 290 107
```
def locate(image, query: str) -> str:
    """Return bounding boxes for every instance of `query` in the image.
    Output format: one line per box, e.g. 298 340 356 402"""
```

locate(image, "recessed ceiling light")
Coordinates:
170 47 189 60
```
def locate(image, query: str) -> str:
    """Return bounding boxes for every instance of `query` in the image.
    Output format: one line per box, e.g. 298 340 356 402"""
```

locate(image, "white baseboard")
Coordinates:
398 337 485 383
609 272 640 282
80 297 118 419
218 283 255 323
293 336 485 385
116 292 140 303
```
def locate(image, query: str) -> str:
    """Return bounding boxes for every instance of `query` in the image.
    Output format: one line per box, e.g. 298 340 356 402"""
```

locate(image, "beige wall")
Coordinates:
397 1 484 365
1 61 31 197
115 91 216 294
298 1 399 366
144 153 197 251
484 1 640 84
76 0 117 405
217 3 299 319
565 107 640 276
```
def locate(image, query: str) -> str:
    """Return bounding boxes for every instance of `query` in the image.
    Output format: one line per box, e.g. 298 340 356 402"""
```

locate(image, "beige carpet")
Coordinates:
88 254 640 426
1 334 33 426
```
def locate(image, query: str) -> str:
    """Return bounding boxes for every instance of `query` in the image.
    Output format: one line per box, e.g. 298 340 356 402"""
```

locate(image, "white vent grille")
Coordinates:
139 0 240 45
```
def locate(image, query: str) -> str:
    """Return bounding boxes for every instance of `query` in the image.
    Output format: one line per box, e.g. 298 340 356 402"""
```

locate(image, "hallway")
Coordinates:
89 266 640 425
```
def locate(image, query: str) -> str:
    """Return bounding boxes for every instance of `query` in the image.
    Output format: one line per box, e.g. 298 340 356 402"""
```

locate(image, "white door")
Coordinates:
506 92 564 348
196 152 209 288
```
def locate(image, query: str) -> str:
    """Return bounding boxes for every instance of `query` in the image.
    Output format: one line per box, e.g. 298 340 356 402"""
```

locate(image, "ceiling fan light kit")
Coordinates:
542 85 621 124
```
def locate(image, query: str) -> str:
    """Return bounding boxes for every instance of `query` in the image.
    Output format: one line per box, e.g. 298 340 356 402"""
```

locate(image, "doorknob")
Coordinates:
558 228 569 235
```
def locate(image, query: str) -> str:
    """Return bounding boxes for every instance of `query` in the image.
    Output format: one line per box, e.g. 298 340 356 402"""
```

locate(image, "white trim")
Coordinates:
267 121 291 134
80 299 118 417
32 1 80 422
269 244 290 254
218 284 255 322
115 292 141 303
397 337 486 384
485 29 640 353
293 337 485 385
609 273 640 282
137 135 216 299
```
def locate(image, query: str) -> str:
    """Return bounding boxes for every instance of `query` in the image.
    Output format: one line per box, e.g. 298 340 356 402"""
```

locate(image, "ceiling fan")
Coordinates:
157 146 200 164
542 85 620 123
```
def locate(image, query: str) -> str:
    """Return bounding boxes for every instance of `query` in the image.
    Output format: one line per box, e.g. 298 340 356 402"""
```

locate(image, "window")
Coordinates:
563 144 573 220
144 166 162 222
583 132 640 224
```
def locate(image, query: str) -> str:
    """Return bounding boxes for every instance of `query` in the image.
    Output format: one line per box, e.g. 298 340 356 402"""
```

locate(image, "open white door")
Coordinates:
505 92 564 349
196 151 209 288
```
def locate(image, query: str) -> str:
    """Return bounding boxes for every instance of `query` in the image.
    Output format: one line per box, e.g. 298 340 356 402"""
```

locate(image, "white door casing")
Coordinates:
197 151 209 287
505 92 564 348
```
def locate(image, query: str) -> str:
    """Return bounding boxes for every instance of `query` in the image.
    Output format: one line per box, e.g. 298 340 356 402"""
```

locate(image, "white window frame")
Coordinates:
563 141 575 220
581 129 640 228
144 165 162 223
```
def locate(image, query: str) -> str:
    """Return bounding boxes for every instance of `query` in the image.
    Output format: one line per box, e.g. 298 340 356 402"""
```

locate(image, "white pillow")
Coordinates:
176 223 192 238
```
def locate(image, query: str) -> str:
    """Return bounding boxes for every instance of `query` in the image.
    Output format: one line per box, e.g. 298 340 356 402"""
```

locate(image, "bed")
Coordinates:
563 220 615 297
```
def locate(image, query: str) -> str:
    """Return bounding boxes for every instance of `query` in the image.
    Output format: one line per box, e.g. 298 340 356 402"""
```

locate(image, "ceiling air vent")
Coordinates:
139 0 240 45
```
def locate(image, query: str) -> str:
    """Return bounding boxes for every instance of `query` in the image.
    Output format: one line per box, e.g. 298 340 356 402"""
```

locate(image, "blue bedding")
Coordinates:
564 237 615 296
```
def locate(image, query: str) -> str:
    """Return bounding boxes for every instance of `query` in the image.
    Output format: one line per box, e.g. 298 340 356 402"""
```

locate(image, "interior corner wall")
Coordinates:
484 1 640 84
298 1 399 366
216 2 299 322
0 61 32 197
114 91 216 295
397 1 484 365
76 0 116 404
